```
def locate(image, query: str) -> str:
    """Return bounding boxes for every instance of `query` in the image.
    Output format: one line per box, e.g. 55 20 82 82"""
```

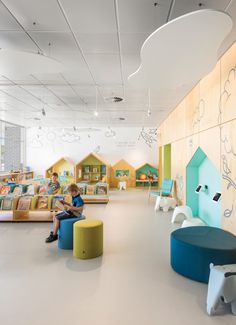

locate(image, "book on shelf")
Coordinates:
77 184 86 195
38 185 47 194
13 186 22 196
26 184 36 195
36 196 49 209
86 185 94 195
17 196 32 210
83 174 90 180
51 195 65 209
0 185 11 195
1 196 13 210
97 185 107 195
101 165 106 174
84 166 90 173
93 167 98 173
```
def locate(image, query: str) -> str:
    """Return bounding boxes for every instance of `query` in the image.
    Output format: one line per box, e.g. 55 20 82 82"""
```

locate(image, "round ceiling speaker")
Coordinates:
0 49 64 76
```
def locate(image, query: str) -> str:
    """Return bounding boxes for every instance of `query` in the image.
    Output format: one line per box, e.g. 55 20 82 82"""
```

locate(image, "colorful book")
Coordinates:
84 166 90 173
97 185 107 195
17 196 32 210
86 185 94 195
0 185 11 195
13 186 22 196
38 185 47 194
1 196 13 210
36 196 49 209
26 184 36 195
51 195 64 209
77 183 87 195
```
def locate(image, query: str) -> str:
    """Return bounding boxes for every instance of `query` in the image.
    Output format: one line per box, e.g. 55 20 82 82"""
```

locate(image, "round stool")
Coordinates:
181 218 205 228
73 219 103 259
171 226 236 283
171 205 193 224
58 216 85 250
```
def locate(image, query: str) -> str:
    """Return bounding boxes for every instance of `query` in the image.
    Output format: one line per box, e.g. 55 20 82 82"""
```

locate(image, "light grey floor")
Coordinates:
0 189 235 325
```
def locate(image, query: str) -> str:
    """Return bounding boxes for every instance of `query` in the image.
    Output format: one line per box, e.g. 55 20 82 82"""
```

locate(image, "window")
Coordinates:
0 120 26 172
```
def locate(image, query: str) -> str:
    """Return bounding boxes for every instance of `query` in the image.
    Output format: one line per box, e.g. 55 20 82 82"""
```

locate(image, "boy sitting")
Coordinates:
45 183 84 243
47 172 60 194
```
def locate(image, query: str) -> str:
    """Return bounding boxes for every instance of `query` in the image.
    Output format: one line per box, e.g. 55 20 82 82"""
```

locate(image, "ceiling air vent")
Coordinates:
105 96 123 103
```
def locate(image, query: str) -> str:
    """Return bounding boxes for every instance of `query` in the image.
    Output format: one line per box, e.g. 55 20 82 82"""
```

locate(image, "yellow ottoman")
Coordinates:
73 219 103 259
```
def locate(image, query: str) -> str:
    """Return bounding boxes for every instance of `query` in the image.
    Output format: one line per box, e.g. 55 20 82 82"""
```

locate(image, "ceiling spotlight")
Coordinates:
147 109 151 117
94 110 98 117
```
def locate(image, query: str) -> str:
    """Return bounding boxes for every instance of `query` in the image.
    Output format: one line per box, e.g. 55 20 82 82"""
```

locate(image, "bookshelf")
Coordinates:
46 157 75 183
110 159 136 188
75 153 110 184
0 171 34 184
0 194 71 222
135 163 158 187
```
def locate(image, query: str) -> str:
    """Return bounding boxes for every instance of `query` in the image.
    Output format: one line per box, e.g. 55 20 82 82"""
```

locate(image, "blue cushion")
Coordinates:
171 226 236 283
58 216 85 250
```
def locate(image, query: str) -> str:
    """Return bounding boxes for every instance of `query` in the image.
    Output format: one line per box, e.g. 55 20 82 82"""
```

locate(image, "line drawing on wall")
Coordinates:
138 127 157 148
224 205 234 218
218 65 236 218
192 99 205 130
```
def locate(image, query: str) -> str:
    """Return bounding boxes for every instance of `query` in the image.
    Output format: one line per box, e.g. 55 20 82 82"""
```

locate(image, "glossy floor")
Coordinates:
0 189 234 325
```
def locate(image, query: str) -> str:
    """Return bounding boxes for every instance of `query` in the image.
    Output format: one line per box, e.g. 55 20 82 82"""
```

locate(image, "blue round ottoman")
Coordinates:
58 217 85 250
171 226 236 283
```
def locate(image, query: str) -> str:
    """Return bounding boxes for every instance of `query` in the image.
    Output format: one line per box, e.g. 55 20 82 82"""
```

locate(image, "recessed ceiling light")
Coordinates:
94 111 98 117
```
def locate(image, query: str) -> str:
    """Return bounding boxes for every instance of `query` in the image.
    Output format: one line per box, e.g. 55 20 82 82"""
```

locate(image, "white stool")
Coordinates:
154 195 161 211
171 205 193 224
207 264 236 315
118 181 126 190
181 218 205 228
160 197 177 212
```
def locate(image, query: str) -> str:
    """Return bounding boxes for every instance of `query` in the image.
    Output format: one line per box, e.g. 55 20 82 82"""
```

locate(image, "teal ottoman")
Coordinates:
171 226 236 283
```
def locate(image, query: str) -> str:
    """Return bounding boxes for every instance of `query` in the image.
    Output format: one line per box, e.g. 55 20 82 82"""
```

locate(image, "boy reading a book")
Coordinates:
47 172 60 194
45 183 84 243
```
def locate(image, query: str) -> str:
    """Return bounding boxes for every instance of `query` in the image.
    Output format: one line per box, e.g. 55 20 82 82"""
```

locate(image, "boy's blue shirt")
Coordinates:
72 194 84 207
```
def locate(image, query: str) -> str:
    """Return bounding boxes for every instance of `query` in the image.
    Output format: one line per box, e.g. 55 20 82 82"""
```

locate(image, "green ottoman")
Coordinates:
73 219 103 259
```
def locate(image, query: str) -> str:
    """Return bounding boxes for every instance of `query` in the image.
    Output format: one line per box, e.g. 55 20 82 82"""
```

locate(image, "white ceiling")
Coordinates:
0 0 235 128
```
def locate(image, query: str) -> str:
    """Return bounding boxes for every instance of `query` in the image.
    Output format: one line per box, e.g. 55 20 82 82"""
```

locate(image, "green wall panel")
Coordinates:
164 144 171 179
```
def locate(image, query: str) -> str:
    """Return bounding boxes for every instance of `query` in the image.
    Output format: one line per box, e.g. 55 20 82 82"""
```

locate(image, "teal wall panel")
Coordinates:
186 147 221 227
199 158 221 227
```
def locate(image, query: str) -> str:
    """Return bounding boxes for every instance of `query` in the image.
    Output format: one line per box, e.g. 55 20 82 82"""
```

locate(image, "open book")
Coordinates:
55 199 69 211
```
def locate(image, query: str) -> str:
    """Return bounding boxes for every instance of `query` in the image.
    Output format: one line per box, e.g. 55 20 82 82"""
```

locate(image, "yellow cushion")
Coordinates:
73 219 103 259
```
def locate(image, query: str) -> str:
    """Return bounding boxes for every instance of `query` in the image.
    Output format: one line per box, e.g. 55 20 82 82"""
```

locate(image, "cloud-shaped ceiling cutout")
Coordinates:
128 10 232 90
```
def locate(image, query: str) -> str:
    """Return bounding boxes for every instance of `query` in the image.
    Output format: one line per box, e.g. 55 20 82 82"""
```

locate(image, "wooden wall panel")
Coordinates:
157 42 236 234
199 62 221 131
221 120 236 234
199 127 221 171
185 133 200 165
220 42 236 124
185 84 200 137
171 139 187 205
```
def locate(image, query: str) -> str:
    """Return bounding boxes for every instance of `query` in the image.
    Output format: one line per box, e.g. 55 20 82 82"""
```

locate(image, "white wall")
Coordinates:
26 127 158 176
